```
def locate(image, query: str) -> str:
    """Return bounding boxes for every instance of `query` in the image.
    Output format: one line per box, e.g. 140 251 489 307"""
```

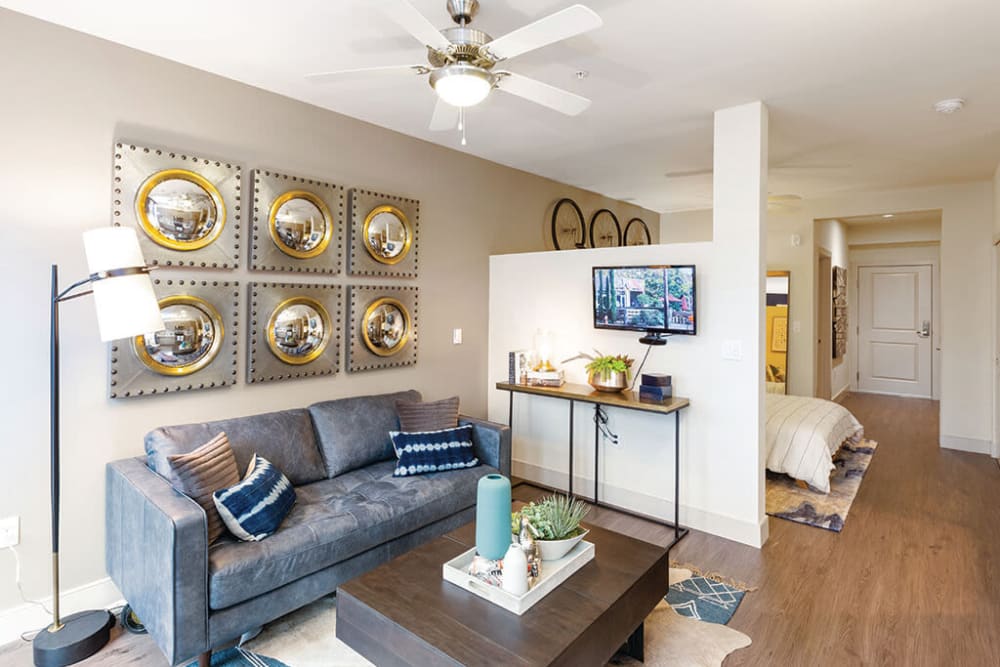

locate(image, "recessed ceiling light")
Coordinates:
882 214 894 218
575 70 589 80
934 98 965 114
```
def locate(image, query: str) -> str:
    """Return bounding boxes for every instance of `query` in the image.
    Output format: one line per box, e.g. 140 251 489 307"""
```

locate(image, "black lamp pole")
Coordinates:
33 265 115 667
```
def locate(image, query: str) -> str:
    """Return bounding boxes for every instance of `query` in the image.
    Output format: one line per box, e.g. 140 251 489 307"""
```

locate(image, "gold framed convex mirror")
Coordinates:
251 170 344 273
766 270 790 395
134 295 223 376
113 141 242 268
109 279 239 398
347 285 418 372
348 189 419 278
247 283 342 383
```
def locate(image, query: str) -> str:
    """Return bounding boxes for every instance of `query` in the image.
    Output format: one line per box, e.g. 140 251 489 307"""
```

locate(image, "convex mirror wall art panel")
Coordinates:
348 189 419 278
247 282 343 383
347 285 418 372
110 279 239 398
251 169 344 274
113 141 242 268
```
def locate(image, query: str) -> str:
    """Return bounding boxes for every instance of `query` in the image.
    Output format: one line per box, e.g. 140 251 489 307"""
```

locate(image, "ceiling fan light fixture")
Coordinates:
430 64 494 107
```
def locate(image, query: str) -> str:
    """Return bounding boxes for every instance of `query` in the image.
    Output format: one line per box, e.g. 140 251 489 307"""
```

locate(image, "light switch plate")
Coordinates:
0 516 19 548
721 340 743 361
452 328 463 345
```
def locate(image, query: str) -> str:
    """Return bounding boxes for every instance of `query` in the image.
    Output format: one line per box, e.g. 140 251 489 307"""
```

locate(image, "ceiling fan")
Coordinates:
306 0 603 142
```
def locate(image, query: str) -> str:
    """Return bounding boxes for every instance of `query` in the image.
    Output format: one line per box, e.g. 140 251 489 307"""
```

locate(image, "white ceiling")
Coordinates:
6 0 1000 212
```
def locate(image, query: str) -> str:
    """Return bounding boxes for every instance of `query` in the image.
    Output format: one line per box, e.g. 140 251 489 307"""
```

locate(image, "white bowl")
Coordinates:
535 529 589 561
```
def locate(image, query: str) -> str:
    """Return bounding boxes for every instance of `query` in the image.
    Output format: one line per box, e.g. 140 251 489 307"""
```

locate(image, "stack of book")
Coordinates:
508 350 530 384
526 369 565 387
638 373 672 402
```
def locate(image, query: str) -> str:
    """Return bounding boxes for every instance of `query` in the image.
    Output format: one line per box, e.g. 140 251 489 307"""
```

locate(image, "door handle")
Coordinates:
916 320 931 337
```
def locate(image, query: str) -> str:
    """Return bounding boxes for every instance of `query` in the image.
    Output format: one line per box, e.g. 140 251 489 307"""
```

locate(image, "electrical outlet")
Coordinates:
0 516 19 548
452 328 463 345
721 340 743 361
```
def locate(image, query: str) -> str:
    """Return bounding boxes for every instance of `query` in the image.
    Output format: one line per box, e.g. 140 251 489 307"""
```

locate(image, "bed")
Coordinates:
765 393 863 493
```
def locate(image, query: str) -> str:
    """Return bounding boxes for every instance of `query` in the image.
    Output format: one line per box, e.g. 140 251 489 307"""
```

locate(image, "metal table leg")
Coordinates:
674 410 680 543
508 390 513 428
568 400 574 497
593 405 600 504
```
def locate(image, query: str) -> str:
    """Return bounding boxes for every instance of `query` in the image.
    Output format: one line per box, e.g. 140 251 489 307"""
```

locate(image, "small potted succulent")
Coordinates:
512 494 591 561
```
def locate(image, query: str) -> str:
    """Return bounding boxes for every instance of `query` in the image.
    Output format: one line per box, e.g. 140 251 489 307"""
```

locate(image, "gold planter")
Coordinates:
588 370 628 393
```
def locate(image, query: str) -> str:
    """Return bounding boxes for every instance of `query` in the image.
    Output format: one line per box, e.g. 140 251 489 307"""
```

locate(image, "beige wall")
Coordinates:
815 219 849 397
659 208 713 243
0 9 657 619
847 217 942 245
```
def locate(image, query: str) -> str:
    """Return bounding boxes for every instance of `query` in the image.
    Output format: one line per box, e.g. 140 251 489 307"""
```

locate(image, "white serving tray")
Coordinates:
442 541 595 615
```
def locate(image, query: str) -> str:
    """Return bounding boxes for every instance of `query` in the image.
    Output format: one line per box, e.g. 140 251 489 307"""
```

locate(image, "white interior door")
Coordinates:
858 265 932 397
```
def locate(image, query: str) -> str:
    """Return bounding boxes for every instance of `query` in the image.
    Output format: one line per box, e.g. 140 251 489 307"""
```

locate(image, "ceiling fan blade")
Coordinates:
305 64 425 84
496 72 590 115
484 4 602 61
375 0 453 52
429 98 460 131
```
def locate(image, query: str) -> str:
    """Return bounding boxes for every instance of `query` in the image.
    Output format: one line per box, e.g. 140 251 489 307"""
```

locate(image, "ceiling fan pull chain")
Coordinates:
460 107 468 146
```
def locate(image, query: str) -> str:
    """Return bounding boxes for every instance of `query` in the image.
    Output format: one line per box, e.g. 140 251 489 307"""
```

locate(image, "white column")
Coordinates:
712 101 769 546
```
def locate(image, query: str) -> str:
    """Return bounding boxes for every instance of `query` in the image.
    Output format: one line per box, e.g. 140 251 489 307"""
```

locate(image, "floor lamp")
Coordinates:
33 227 163 667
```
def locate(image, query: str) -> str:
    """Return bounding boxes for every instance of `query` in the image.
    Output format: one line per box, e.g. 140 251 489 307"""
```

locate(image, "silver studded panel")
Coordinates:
347 285 419 372
247 282 343 383
109 279 239 399
112 140 242 269
347 188 420 278
250 169 344 274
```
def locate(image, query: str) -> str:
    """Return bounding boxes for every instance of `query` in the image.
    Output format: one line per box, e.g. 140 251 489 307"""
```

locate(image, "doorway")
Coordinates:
816 251 832 399
856 265 933 397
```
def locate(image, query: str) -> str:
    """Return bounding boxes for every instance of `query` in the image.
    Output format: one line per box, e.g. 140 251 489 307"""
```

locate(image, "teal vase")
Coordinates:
476 474 511 560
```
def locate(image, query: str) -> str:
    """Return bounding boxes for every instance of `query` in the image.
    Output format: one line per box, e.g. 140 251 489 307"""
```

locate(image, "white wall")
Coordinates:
815 219 850 398
0 10 657 632
488 245 765 546
847 217 942 245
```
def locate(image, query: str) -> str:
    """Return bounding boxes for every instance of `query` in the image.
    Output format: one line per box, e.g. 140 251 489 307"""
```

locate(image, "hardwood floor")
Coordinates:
2 393 997 666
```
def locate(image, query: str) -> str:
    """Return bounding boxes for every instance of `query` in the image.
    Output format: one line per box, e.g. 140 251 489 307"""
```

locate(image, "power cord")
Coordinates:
7 545 52 641
594 405 619 445
629 343 654 391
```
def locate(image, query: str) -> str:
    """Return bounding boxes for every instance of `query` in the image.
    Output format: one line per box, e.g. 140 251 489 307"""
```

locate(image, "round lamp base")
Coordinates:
33 609 115 667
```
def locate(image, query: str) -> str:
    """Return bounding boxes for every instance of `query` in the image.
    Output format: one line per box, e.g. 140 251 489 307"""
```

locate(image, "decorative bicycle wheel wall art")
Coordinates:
589 208 622 248
549 199 649 250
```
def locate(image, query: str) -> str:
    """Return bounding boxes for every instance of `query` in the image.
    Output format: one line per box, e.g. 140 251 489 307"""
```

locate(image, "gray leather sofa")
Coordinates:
105 390 510 666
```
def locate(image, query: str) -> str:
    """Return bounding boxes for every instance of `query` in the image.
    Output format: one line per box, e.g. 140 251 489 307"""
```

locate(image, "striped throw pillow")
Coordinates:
213 455 296 541
166 432 240 544
395 396 460 432
390 425 480 477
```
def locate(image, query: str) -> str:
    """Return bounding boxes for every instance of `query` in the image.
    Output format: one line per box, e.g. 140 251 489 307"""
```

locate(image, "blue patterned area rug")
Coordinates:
766 438 878 532
185 647 289 667
667 575 746 625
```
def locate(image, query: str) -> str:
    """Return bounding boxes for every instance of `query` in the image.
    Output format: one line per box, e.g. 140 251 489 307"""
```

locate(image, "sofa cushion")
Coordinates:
308 390 421 478
395 396 460 432
207 459 497 609
166 432 240 544
214 455 297 542
145 408 328 486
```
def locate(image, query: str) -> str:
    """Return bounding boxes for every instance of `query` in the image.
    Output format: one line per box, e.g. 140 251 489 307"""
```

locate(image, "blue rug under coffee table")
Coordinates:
666 576 746 625
185 647 289 667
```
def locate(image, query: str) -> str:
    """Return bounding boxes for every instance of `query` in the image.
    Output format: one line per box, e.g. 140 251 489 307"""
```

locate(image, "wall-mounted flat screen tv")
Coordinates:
593 265 697 335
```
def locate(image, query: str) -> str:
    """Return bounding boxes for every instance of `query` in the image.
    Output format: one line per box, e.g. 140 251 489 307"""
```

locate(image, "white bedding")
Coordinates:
765 393 863 493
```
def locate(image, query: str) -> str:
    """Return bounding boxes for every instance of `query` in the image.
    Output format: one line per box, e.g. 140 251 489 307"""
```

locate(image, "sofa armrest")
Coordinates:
459 415 511 477
106 457 209 665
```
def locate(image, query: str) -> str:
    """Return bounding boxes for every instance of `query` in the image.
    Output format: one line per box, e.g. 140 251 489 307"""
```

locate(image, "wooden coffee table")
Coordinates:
337 519 670 666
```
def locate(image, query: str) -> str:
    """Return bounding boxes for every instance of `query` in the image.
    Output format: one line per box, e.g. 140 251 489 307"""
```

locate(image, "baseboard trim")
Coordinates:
832 386 850 403
512 459 767 548
0 574 123 648
940 435 992 455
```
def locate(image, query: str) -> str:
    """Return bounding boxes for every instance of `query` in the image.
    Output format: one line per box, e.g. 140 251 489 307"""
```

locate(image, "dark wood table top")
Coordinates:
337 515 671 667
497 381 689 415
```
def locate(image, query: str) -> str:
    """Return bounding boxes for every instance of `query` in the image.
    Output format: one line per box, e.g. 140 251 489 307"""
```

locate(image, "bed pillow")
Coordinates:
213 455 296 541
390 425 479 477
395 396 460 432
166 432 240 544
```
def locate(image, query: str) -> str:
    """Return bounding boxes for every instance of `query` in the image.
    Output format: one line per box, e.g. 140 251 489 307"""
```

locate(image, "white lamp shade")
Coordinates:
82 228 164 342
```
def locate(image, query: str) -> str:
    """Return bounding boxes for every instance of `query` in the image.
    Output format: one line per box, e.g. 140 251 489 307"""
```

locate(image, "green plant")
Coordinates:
511 494 590 541
583 352 634 381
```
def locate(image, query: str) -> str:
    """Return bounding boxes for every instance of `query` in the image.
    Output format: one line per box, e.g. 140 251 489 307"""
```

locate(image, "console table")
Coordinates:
496 382 690 548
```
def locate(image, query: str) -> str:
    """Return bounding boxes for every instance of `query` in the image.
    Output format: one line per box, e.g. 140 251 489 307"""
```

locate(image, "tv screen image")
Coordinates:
593 265 696 335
